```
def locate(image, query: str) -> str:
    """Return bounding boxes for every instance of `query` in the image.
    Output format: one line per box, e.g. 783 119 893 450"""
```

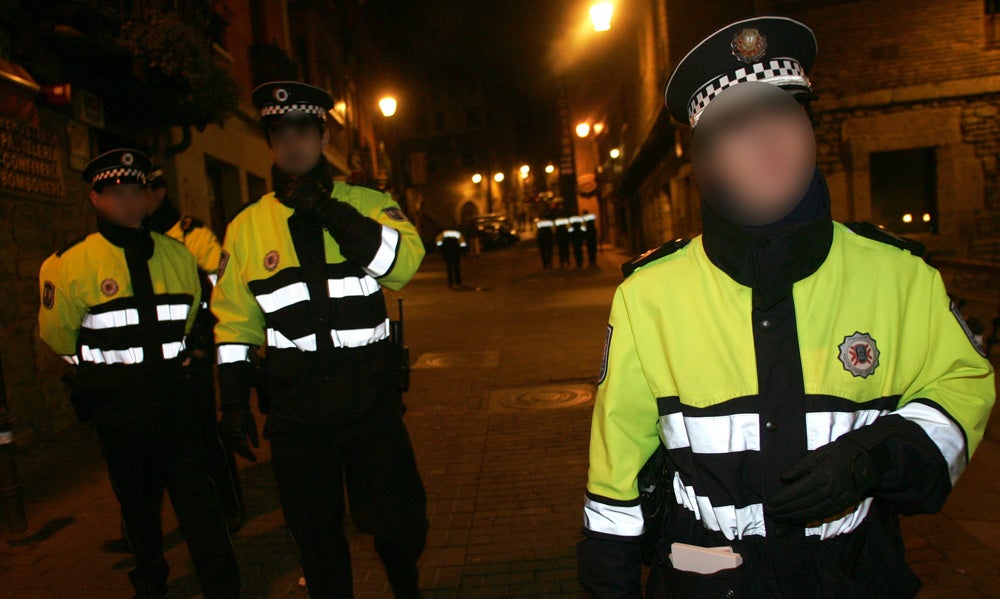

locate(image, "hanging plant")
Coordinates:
114 7 238 128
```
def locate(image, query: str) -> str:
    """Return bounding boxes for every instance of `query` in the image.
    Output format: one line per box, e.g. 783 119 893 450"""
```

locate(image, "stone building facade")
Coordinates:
601 0 1000 270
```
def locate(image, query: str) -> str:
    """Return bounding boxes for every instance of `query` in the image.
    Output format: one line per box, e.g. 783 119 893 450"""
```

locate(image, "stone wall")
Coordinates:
3 108 94 437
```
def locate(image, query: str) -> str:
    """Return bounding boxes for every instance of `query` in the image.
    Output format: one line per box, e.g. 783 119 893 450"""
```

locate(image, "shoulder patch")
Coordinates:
382 207 408 222
56 235 87 257
42 281 55 309
180 215 205 232
622 238 690 278
844 222 925 258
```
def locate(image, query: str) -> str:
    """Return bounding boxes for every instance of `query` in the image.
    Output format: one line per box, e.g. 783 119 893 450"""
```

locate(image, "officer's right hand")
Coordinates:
220 409 259 462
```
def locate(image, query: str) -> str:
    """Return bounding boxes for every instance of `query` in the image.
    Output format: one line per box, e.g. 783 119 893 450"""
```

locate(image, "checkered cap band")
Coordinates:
92 168 146 184
688 58 810 127
260 104 328 119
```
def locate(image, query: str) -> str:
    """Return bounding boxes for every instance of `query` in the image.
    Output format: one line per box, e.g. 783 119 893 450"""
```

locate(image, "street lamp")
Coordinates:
519 164 530 179
545 164 555 174
378 96 398 117
575 122 591 138
590 2 613 32
593 122 605 135
472 173 483 184
493 172 505 183
609 148 621 159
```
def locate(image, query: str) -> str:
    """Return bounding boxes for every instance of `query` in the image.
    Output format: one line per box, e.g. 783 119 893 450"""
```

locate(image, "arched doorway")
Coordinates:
459 200 479 224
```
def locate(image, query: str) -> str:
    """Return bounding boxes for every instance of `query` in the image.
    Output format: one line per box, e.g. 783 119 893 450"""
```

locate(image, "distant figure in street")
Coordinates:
536 218 555 269
38 149 240 599
569 214 586 268
554 216 571 268
582 211 598 267
436 227 468 288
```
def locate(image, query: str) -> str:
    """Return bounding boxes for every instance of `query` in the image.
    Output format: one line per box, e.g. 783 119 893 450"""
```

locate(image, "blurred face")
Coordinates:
90 184 150 228
269 118 328 177
693 100 816 226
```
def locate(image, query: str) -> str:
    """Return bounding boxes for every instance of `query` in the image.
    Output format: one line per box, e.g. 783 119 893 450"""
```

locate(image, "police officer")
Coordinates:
148 167 245 530
38 149 240 599
536 217 555 269
554 215 571 269
578 17 995 598
582 211 598 267
569 214 586 268
212 81 427 598
435 226 467 288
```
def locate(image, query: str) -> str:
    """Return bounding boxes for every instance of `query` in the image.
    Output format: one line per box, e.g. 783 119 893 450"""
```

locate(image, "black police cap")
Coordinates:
82 149 152 189
251 81 333 126
665 16 817 128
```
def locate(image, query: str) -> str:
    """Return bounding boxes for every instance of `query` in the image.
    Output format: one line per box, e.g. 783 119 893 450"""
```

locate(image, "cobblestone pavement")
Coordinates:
2 237 998 598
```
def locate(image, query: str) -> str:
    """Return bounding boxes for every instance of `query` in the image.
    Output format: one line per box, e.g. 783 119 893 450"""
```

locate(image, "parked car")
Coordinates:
465 215 520 249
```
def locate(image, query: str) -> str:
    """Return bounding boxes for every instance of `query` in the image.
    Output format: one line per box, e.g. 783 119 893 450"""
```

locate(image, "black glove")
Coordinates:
62 373 95 423
766 425 894 524
218 360 258 462
577 537 643 599
219 409 258 462
287 176 335 220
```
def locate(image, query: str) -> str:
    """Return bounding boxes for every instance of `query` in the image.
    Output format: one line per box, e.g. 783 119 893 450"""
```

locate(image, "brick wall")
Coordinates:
787 0 1000 98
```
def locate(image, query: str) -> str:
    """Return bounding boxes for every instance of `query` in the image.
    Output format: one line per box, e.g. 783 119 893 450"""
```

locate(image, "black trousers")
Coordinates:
538 242 553 269
93 387 240 598
189 354 244 519
586 236 598 266
443 253 462 287
572 238 585 267
557 240 570 267
268 383 426 598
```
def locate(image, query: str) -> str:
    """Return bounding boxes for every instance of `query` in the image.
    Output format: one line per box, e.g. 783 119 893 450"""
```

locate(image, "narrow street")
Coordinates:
3 239 999 598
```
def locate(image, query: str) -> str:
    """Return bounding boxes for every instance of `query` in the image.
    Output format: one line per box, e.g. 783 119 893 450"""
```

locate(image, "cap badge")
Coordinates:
274 88 289 103
121 152 134 166
731 28 767 63
838 331 880 378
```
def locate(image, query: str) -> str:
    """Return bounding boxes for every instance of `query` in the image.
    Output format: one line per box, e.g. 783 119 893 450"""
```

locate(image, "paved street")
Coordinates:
3 237 1000 598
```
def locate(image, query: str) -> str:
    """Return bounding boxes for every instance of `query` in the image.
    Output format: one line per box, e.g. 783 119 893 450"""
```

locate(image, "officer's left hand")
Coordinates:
766 434 888 525
288 177 335 220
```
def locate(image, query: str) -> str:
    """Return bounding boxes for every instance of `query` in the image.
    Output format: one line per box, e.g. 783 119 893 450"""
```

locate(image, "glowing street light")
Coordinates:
378 96 398 117
590 2 614 32
575 122 591 138
593 122 605 135
519 165 530 179
609 148 621 159
902 213 913 223
472 173 483 184
545 164 555 174
922 213 932 223
493 172 505 183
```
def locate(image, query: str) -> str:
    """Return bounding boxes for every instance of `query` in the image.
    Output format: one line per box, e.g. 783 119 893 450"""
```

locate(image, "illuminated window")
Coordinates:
869 148 937 234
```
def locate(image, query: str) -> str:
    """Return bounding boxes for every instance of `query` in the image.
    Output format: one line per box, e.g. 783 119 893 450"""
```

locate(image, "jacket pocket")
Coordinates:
659 562 749 599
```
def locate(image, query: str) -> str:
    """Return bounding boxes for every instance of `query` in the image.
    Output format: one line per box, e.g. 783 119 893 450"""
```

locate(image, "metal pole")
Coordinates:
0 356 29 541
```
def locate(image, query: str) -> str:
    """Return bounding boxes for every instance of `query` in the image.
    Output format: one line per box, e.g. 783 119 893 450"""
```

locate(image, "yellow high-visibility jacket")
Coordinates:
584 218 994 593
165 215 222 276
212 181 423 365
38 226 200 384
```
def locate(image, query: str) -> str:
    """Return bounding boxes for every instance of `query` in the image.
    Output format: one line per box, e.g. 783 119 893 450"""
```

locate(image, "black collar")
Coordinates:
148 200 181 234
701 173 834 310
97 216 154 259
